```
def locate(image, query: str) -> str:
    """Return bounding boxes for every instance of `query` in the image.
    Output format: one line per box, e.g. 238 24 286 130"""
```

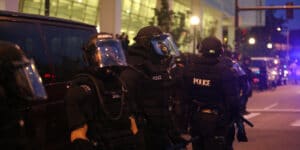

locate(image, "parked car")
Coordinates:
0 10 97 149
250 57 280 90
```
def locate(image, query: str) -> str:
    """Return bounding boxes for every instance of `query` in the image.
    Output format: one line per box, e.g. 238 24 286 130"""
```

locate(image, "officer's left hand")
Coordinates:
180 134 193 150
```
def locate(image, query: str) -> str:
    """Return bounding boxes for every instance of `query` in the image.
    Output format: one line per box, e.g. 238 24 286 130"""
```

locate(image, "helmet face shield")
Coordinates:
92 39 127 68
13 59 47 100
150 34 180 57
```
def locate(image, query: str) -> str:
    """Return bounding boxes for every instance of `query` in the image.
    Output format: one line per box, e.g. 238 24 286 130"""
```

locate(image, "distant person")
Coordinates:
289 59 299 84
240 56 253 114
259 63 268 90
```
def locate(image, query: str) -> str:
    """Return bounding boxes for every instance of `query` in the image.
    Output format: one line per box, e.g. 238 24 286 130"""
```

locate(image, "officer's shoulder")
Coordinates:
182 53 201 64
120 65 145 80
218 56 234 67
69 73 96 95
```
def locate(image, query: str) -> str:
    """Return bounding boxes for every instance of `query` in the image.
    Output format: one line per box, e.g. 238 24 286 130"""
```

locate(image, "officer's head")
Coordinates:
242 56 251 66
0 41 47 100
134 26 180 60
83 32 127 71
199 36 223 57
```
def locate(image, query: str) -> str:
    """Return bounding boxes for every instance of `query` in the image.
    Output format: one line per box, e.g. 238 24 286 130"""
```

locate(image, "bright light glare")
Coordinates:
271 70 277 75
190 16 200 25
277 27 282 32
248 37 256 45
267 43 273 49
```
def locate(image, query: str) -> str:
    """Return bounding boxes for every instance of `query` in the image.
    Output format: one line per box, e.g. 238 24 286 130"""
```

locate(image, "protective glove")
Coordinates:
180 134 193 150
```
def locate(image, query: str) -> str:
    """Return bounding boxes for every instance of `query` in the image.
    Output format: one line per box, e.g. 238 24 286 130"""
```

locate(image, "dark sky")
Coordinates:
265 0 300 30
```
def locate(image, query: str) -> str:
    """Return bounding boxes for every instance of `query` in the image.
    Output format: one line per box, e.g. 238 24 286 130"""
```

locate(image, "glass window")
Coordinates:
0 20 96 83
40 24 96 82
173 0 191 29
20 0 100 25
121 0 157 44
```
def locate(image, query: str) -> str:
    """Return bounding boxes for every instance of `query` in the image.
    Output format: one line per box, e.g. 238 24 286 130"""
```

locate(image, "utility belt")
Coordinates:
89 127 141 150
190 100 230 133
192 100 222 116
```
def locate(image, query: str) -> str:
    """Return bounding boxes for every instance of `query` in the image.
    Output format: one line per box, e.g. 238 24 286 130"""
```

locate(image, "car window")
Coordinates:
0 20 96 84
41 24 95 82
0 20 52 83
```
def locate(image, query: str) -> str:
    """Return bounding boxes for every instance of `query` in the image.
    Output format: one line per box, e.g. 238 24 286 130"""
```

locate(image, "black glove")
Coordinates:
71 139 96 150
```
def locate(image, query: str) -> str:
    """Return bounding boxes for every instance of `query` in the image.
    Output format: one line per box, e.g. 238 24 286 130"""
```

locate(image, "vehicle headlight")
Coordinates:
271 70 277 75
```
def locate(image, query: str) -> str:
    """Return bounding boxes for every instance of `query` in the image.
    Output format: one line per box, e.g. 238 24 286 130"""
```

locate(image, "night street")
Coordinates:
234 84 300 150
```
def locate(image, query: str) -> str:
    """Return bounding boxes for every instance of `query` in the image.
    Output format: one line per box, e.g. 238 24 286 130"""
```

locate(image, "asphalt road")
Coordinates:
233 84 300 150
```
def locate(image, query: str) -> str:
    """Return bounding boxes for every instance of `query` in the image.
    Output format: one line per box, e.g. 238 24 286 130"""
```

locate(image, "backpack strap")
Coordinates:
72 73 126 121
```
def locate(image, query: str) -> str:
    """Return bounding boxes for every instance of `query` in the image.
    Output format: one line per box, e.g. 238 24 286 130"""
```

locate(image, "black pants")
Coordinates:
190 112 233 150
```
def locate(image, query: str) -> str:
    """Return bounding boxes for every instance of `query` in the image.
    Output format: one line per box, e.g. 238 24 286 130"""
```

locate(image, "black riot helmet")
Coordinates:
0 41 47 100
134 26 180 58
199 36 224 57
83 32 128 70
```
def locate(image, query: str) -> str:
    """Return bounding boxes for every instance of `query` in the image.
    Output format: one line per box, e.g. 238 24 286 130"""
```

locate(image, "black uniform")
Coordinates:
240 57 253 114
65 69 144 150
65 33 145 150
184 37 240 150
120 26 185 150
0 41 47 149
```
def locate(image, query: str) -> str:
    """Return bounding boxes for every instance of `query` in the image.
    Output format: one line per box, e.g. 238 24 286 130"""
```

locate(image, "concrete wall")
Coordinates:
0 0 19 11
99 0 121 34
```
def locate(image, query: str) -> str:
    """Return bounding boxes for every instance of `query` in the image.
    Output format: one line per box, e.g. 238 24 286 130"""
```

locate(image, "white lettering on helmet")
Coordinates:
193 77 211 86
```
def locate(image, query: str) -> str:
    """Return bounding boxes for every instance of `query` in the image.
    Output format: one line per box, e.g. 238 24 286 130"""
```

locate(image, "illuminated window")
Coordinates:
121 0 157 44
19 0 100 25
173 0 191 29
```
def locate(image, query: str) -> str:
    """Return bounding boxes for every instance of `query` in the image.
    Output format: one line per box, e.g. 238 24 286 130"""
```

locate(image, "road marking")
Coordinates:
248 108 300 113
263 103 278 110
291 120 300 127
244 113 260 119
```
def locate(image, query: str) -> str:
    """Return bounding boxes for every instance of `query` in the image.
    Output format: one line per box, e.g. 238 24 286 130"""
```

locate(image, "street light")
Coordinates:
267 42 273 49
248 37 256 45
190 16 200 54
276 27 282 32
277 26 290 60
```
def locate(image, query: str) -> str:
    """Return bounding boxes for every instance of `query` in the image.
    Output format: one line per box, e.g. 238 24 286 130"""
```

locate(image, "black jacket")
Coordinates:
120 44 183 150
65 68 144 150
183 55 240 119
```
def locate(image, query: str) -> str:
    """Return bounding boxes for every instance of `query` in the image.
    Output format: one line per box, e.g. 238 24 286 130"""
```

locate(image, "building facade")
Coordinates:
0 0 263 53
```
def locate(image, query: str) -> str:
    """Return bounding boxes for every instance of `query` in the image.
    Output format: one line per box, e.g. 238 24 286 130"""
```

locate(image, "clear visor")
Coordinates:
150 34 180 57
93 39 127 68
13 59 47 100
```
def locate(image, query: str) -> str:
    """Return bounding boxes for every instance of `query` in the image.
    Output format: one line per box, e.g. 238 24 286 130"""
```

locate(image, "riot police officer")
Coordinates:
0 41 47 149
183 36 240 150
240 56 253 114
120 26 189 150
65 33 145 150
